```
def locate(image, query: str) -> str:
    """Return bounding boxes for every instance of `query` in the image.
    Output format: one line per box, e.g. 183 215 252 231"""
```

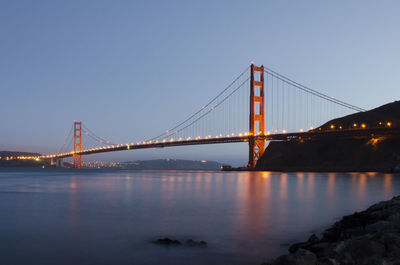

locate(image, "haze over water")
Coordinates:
0 169 399 265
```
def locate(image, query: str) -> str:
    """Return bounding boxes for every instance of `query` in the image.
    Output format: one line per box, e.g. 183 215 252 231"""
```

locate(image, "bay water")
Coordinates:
0 168 399 265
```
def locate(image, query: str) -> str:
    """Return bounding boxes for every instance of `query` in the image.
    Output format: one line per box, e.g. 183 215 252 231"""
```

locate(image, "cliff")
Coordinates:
256 101 400 172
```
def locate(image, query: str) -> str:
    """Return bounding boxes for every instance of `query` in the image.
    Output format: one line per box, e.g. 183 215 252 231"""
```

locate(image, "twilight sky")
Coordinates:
1 0 399 165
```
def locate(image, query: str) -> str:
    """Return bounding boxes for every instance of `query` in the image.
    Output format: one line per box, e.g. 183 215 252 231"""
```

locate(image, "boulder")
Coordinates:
152 237 181 245
365 220 397 233
371 232 400 259
336 239 385 265
186 239 207 247
289 234 320 253
268 249 317 265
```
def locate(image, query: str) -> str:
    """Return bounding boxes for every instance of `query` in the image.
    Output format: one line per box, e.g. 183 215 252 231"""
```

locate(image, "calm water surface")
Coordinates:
0 168 399 265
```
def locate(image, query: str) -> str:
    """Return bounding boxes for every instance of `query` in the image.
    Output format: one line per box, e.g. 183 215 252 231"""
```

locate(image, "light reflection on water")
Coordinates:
0 168 399 265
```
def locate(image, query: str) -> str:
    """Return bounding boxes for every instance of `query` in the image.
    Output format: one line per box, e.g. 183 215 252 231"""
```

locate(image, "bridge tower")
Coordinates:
73 121 82 169
248 64 265 168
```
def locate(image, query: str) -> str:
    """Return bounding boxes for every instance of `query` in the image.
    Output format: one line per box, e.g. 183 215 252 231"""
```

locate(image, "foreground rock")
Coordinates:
262 195 400 265
186 239 207 247
152 238 207 247
153 237 182 245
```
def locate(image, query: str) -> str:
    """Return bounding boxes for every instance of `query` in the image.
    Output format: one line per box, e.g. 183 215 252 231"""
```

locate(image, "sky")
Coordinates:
1 0 400 165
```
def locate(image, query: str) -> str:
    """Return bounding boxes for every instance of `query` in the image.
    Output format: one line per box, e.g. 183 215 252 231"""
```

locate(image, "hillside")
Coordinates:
0 151 48 168
318 100 400 130
0 151 42 158
256 101 400 172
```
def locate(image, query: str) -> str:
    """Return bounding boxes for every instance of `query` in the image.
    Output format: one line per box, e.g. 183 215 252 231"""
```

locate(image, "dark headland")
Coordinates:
0 151 48 167
256 101 400 172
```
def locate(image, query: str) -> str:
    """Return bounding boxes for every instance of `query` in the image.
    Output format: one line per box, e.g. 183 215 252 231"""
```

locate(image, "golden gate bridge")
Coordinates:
12 64 398 168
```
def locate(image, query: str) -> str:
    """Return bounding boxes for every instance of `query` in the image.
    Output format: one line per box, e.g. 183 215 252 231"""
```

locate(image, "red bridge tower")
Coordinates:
248 64 265 168
73 121 82 169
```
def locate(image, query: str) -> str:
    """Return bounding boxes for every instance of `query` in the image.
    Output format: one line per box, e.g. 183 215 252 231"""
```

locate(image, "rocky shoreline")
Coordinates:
262 195 400 265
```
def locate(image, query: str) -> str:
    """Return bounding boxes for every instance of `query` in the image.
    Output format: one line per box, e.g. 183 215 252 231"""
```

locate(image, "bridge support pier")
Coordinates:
248 64 265 168
50 158 63 167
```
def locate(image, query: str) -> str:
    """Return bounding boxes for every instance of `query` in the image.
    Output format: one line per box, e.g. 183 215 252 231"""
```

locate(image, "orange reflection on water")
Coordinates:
383 174 393 196
358 173 367 201
296 173 305 197
327 173 336 199
349 173 367 202
68 177 83 231
261 172 271 178
236 172 272 235
280 173 288 200
306 173 315 197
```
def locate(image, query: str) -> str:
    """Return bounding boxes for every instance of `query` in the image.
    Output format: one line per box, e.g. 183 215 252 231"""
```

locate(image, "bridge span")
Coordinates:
11 63 399 168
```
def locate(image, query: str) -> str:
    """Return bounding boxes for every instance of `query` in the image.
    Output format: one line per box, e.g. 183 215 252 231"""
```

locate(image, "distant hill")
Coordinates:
0 151 48 168
120 159 223 170
0 151 42 157
256 101 400 172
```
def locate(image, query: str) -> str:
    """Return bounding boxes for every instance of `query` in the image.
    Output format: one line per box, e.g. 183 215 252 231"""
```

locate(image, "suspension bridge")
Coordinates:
11 64 398 168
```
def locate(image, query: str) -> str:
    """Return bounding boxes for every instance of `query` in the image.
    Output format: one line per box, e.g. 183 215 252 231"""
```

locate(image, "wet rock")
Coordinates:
337 239 385 265
186 239 207 247
393 163 400 172
268 249 317 265
387 212 400 223
368 200 392 212
371 232 400 258
343 226 367 238
365 220 397 233
307 242 337 258
315 257 339 265
152 237 181 245
321 211 380 242
289 234 319 253
308 234 319 243
262 196 400 265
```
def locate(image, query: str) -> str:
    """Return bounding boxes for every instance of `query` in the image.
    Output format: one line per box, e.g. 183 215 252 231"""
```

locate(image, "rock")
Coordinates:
308 234 319 243
365 220 397 233
269 249 317 265
387 212 400 223
337 239 385 265
371 232 400 259
393 163 400 172
368 200 391 212
289 242 308 254
152 237 181 245
186 239 207 247
343 226 368 238
322 211 379 242
332 241 345 254
306 242 336 257
315 257 339 265
289 234 320 253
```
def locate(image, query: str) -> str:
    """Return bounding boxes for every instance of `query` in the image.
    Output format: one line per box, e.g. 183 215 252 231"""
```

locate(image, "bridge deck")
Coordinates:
44 127 399 159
